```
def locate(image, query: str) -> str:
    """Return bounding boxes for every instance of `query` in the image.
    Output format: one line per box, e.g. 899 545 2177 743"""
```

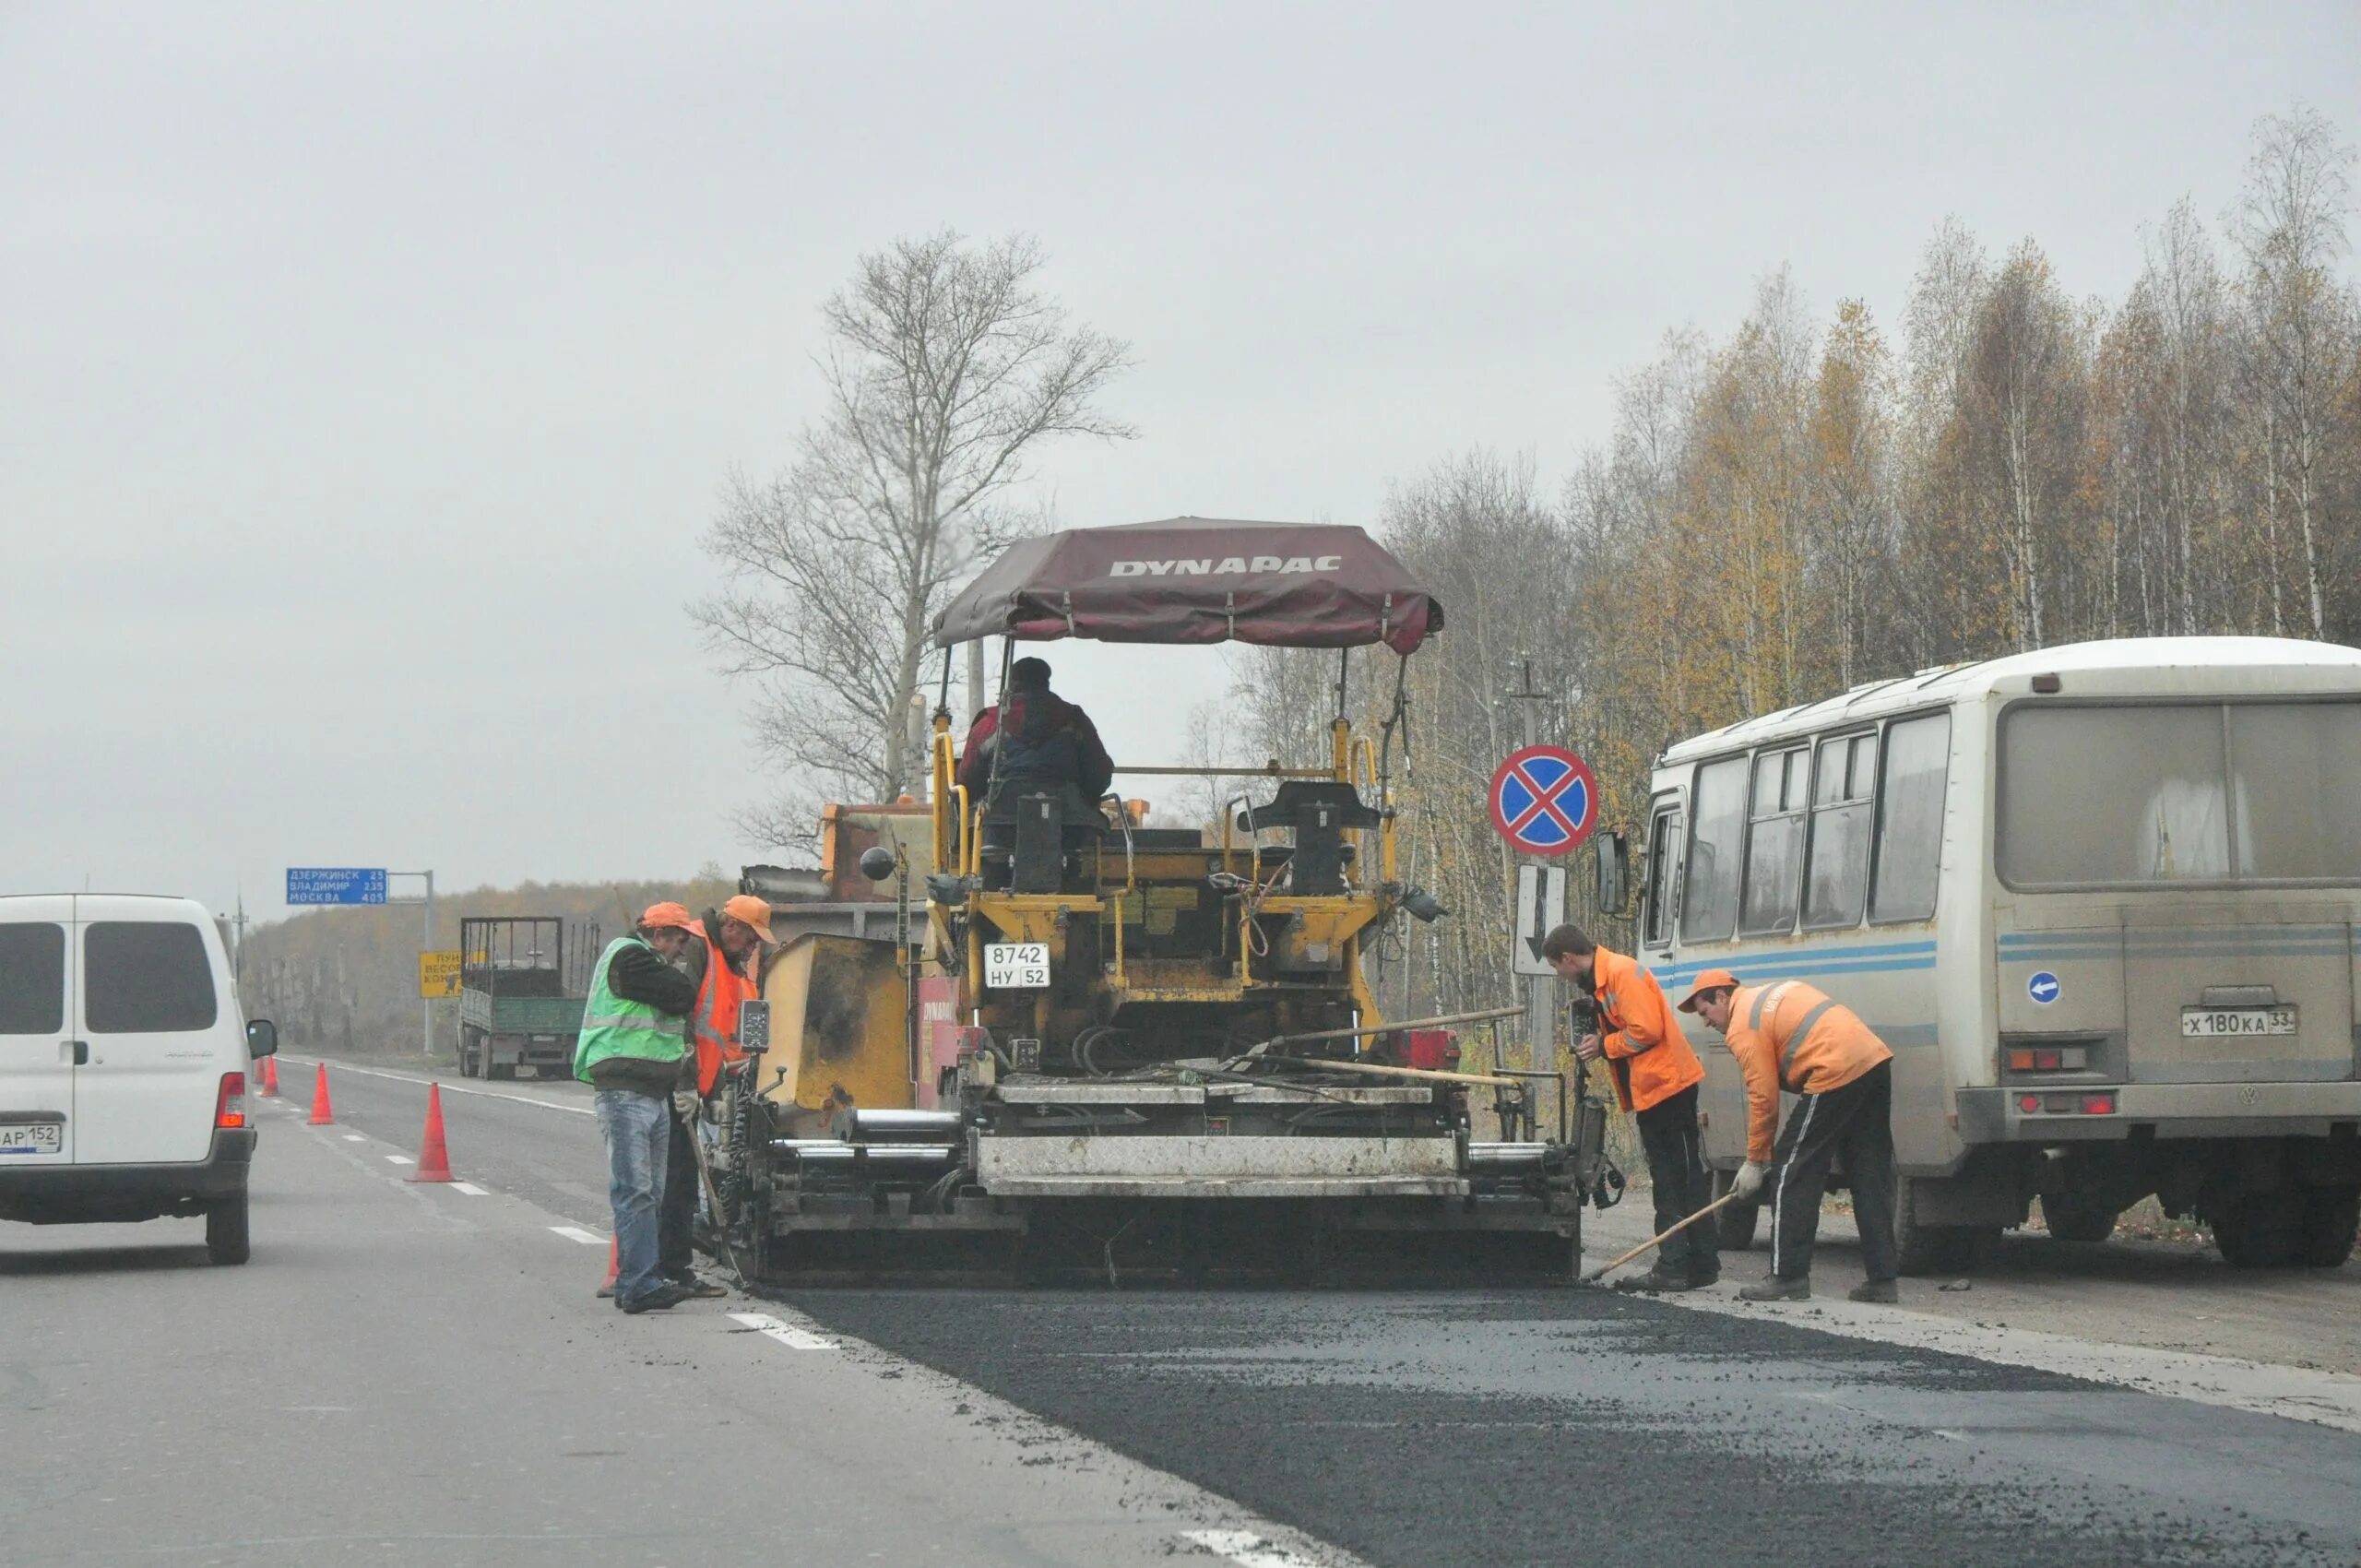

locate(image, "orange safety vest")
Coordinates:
1592 947 1705 1114
1722 980 1893 1162
689 919 757 1098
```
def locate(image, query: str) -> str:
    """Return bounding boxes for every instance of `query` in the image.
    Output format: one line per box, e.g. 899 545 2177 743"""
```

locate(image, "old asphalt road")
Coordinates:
6 1054 2356 1567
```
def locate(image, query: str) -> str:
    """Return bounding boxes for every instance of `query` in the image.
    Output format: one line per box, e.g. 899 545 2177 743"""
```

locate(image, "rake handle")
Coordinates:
1581 1190 1740 1283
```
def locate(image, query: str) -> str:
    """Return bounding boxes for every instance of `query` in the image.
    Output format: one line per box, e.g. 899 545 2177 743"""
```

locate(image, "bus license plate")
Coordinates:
2181 1006 2296 1038
984 943 1051 990
0 1122 63 1156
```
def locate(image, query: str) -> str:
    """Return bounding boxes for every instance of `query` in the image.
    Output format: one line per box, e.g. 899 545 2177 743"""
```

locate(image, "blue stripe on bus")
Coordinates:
1999 944 2352 961
1999 927 2351 947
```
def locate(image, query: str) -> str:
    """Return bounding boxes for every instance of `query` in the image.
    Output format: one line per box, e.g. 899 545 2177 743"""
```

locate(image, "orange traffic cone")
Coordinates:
307 1063 335 1124
409 1083 455 1182
596 1236 620 1299
259 1056 279 1098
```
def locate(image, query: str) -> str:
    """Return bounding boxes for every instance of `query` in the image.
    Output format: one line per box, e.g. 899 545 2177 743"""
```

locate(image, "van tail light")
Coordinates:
2017 1089 2119 1116
216 1072 248 1130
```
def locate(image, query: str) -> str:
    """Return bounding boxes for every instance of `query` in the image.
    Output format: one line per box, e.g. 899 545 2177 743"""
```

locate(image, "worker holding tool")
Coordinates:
1678 968 1898 1303
575 903 702 1315
1543 924 1718 1291
658 893 777 1298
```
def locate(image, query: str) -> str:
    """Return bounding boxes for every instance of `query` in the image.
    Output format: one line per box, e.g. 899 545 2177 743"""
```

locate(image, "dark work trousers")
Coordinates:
1634 1085 1719 1281
1767 1059 1898 1283
658 1099 700 1279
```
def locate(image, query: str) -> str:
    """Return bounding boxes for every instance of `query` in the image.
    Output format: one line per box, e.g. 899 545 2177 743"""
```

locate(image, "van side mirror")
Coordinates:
245 1018 279 1059
1594 831 1630 917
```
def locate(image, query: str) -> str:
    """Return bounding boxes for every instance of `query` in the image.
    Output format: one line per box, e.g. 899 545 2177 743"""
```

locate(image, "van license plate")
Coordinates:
984 943 1051 990
0 1122 63 1156
2181 1006 2297 1038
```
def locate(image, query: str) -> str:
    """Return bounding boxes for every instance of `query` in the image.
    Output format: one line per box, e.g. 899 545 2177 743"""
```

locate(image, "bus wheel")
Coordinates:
1711 1167 1760 1251
2213 1193 2304 1268
2040 1194 2118 1244
1895 1177 1984 1276
2301 1186 2358 1270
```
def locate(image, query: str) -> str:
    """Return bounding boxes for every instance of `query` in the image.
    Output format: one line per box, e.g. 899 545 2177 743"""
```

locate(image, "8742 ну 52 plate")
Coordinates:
984 943 1051 990
2181 1005 2297 1038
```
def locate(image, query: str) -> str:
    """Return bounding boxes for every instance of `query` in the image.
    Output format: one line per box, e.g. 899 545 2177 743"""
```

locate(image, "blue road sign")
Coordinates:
2028 970 2061 1005
1488 744 1598 858
287 867 388 906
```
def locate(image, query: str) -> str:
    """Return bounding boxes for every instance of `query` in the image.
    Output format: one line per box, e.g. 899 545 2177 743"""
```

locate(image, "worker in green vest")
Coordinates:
575 902 701 1313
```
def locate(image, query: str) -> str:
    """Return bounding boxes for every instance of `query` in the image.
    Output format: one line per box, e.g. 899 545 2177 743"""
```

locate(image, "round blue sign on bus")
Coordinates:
2028 970 2061 1006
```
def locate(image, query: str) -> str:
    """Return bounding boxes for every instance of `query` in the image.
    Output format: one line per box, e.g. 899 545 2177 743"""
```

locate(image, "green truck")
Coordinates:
457 916 599 1080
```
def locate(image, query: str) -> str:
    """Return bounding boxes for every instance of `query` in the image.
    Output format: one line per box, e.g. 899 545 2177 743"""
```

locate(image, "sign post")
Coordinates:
1489 660 1599 1075
286 866 433 1053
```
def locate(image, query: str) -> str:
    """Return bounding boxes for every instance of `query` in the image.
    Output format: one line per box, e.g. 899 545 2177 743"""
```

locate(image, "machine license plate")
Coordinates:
0 1122 63 1156
984 943 1051 990
2181 1005 2297 1038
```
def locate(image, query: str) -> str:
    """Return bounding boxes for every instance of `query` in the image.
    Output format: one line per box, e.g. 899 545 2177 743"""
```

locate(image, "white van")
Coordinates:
0 894 277 1264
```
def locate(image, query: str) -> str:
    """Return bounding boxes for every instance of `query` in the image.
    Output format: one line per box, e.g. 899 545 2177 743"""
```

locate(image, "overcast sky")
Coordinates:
6 2 2356 924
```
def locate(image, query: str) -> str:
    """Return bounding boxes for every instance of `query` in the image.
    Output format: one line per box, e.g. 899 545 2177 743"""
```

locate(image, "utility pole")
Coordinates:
1503 656 1556 1076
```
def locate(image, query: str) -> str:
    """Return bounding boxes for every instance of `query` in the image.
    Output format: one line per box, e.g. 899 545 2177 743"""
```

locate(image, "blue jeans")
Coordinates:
594 1089 670 1304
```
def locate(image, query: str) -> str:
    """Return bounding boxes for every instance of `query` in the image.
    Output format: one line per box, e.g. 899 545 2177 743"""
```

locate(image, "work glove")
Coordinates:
672 1088 703 1123
1730 1160 1767 1202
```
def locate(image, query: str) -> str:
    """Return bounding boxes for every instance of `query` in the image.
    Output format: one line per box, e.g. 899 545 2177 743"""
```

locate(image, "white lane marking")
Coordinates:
341 1134 365 1142
279 1056 596 1117
451 1182 490 1196
385 1155 414 1166
727 1312 838 1351
548 1226 607 1245
1182 1530 1324 1567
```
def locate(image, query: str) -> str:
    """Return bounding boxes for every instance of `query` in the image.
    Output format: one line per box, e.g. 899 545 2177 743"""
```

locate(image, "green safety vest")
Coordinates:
573 936 688 1084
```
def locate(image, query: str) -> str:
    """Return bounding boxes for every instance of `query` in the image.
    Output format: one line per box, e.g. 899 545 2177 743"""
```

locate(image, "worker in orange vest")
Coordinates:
1544 924 1717 1291
1678 968 1898 1303
657 893 776 1296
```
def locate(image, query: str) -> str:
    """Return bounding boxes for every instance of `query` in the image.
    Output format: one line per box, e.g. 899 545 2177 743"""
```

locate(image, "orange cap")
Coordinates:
638 901 698 934
1675 968 1742 1013
721 893 776 945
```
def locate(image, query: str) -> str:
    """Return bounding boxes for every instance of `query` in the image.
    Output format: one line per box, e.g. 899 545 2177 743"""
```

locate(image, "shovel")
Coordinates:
1579 1191 1740 1286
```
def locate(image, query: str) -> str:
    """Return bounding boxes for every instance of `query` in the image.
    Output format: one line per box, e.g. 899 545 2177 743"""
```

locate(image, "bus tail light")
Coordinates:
2017 1089 2118 1116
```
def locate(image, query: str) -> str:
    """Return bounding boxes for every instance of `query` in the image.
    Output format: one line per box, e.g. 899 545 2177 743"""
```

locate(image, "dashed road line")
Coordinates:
280 1056 595 1118
450 1182 490 1196
1181 1530 1326 1567
341 1134 365 1142
548 1226 607 1245
385 1155 414 1166
726 1312 838 1351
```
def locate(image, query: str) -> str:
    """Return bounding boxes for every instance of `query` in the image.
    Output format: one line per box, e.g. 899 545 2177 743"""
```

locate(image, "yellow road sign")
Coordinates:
419 950 463 999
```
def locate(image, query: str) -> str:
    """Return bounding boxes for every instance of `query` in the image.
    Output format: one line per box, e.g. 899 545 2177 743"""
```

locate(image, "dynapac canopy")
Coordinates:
931 517 1442 655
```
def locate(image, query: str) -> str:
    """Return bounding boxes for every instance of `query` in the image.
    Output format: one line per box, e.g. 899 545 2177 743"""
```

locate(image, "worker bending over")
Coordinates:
575 903 701 1315
1678 968 1898 1303
658 893 776 1299
1544 924 1717 1291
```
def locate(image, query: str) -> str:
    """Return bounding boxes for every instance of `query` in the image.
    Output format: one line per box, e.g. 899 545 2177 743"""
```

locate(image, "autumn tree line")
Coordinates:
1214 107 2361 1020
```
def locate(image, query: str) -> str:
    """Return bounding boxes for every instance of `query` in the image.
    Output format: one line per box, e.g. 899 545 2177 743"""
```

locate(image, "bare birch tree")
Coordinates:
2232 105 2357 639
694 231 1133 845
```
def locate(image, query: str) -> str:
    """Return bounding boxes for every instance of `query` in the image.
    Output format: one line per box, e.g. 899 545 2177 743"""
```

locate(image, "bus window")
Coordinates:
1682 756 1748 942
2000 700 2361 886
1740 746 1809 933
1870 712 1949 921
2225 702 2361 878
1804 731 1875 928
1643 802 1683 948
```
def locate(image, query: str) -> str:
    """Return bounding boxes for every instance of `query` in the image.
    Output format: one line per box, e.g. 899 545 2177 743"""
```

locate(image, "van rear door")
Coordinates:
0 897 76 1165
2124 914 2355 1084
74 908 223 1165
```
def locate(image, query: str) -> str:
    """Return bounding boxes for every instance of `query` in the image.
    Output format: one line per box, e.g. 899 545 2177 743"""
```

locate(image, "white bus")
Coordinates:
1627 636 2361 1274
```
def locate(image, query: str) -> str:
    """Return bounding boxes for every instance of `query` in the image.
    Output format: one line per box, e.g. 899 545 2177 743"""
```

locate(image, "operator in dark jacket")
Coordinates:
955 656 1114 806
579 903 702 1313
